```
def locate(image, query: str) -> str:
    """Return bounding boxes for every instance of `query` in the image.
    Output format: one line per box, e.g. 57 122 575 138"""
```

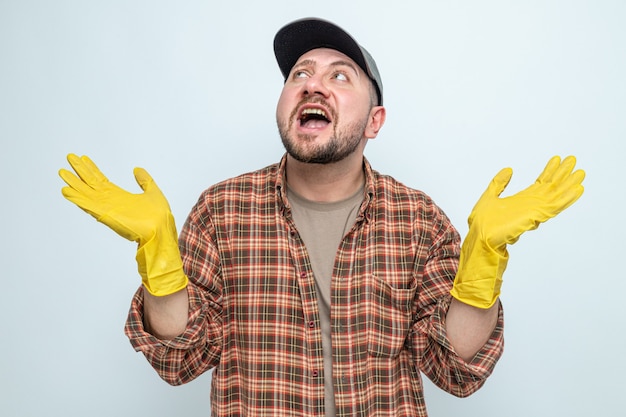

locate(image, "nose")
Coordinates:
302 73 330 99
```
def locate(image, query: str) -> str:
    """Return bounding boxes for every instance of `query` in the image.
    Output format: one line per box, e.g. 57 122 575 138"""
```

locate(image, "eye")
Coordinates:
333 72 348 81
293 70 309 79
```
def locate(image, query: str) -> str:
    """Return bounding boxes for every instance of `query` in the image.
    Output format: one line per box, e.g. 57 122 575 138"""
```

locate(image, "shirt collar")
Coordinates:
275 153 375 223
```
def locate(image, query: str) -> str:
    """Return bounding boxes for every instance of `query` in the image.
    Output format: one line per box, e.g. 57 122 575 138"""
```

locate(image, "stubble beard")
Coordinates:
277 103 369 165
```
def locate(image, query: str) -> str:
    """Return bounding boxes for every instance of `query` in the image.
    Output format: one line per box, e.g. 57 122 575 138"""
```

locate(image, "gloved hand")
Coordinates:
59 154 188 296
450 155 585 309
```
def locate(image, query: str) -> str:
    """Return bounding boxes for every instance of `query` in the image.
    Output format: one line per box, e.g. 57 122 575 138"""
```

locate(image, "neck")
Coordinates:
285 153 365 203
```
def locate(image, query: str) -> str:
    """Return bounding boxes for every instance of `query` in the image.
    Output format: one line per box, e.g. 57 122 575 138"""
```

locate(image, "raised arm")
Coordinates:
59 154 189 338
447 155 585 360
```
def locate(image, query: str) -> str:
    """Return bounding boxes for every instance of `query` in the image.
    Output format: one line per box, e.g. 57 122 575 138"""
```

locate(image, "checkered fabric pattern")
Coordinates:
125 155 504 416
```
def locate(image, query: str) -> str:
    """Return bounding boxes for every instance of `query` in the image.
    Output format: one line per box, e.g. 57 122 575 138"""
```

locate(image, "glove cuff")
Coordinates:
135 214 188 297
450 227 509 309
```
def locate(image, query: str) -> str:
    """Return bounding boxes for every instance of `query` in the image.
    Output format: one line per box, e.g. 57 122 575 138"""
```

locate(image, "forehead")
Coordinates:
293 48 361 73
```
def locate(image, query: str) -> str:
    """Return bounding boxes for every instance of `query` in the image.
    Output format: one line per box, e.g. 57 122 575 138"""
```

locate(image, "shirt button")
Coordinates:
312 370 319 377
308 321 315 328
300 272 307 278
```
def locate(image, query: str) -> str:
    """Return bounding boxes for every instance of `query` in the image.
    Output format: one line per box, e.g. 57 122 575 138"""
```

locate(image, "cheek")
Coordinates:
276 90 292 121
341 101 371 125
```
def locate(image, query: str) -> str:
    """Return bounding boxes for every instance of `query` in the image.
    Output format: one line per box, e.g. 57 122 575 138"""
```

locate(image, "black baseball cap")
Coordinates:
273 18 383 105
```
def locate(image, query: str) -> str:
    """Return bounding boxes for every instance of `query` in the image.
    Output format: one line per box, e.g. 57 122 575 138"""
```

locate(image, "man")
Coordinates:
59 18 585 417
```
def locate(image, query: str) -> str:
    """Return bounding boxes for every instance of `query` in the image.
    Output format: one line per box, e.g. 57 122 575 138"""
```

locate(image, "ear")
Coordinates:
365 106 386 139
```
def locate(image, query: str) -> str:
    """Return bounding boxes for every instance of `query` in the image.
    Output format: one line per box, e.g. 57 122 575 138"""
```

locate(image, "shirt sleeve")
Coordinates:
123 202 224 386
416 295 504 397
409 202 505 398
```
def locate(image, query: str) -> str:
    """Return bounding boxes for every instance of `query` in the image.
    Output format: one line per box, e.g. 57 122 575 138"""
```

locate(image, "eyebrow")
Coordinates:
292 59 361 77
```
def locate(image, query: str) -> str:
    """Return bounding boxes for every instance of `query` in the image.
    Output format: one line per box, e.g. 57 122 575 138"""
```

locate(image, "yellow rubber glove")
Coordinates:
450 155 585 309
59 154 188 296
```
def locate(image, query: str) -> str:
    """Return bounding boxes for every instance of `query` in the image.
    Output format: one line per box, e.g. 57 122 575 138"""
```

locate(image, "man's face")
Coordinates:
276 48 376 164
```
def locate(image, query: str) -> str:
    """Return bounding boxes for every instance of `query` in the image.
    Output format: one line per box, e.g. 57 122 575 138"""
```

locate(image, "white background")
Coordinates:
1 1 624 416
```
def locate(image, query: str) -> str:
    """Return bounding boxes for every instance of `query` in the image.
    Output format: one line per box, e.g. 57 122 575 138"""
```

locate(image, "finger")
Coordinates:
539 169 585 218
546 161 585 202
553 185 584 214
66 153 97 186
486 167 513 198
66 154 108 188
80 155 110 183
58 167 79 187
571 168 586 185
550 155 577 185
535 155 561 184
60 185 103 218
58 167 98 197
557 169 586 209
556 167 586 190
133 167 155 192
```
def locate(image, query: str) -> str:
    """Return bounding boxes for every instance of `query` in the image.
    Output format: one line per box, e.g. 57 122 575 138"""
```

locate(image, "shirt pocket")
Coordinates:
365 273 417 358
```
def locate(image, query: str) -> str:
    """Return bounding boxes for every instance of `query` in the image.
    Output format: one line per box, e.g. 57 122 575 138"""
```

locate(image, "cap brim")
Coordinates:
273 18 382 104
274 18 367 78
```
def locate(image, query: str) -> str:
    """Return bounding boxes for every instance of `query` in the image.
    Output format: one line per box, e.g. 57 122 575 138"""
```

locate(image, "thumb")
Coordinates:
485 167 513 198
133 167 155 192
468 167 513 226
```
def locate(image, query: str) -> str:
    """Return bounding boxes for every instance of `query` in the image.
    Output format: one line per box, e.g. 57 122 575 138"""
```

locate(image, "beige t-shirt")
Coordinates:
288 186 363 417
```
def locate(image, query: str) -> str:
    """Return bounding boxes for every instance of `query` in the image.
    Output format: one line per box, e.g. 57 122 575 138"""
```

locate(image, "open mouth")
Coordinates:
299 107 331 128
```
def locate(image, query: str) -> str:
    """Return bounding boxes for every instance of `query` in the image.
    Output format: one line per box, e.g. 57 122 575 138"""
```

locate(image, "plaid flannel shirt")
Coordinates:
125 155 504 416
